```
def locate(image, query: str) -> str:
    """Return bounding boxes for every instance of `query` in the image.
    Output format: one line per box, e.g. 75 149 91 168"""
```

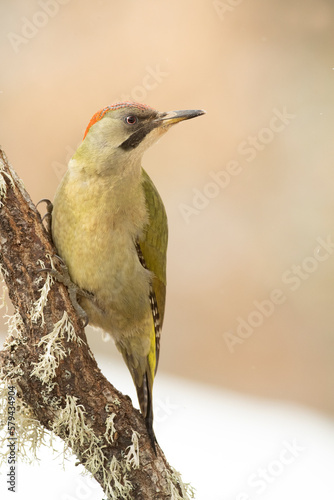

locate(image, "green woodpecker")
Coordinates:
51 101 205 448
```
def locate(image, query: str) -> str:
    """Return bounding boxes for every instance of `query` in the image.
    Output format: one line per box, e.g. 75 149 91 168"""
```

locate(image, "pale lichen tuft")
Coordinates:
30 314 68 384
168 467 196 500
0 158 14 206
104 413 116 444
125 430 140 470
31 257 55 325
0 380 56 466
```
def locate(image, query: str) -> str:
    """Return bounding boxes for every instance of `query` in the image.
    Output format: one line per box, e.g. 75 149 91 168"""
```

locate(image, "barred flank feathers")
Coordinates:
135 241 160 451
135 241 161 371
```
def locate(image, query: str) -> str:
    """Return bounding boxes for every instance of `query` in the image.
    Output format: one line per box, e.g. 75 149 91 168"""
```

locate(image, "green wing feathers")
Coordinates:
133 170 167 448
139 168 168 331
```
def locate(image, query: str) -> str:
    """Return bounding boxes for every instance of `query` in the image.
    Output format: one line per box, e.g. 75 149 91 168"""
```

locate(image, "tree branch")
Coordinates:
0 146 191 499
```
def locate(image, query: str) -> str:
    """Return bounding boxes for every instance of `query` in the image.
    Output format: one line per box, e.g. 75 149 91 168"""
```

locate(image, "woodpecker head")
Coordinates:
76 101 205 171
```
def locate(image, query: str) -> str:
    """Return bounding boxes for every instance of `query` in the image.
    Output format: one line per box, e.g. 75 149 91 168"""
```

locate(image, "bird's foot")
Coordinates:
37 255 90 327
36 198 53 234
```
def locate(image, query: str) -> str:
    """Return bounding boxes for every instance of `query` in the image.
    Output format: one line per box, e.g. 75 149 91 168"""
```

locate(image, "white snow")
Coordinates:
1 355 333 499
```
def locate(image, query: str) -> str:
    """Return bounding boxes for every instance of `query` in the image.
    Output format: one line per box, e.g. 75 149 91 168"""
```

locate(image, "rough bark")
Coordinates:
0 146 188 499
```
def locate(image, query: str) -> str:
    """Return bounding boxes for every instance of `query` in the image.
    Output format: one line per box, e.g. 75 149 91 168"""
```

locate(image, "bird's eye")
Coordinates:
125 115 138 125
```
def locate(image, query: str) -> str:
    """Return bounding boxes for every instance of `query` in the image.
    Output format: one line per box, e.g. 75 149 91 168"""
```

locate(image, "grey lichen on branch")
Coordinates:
0 146 194 500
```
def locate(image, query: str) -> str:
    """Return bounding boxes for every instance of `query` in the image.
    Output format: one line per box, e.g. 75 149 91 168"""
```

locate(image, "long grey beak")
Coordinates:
156 109 206 126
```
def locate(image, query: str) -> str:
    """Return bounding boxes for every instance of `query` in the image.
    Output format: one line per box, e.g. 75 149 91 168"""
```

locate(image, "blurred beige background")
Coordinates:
1 0 334 418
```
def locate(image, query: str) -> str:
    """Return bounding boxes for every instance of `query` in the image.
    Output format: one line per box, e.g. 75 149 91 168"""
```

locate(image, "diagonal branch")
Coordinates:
0 146 191 499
